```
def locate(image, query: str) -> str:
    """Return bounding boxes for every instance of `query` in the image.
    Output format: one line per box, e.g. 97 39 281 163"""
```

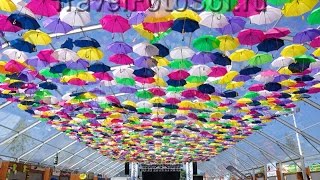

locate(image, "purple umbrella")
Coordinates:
129 11 146 25
119 86 137 93
90 0 119 13
43 17 73 33
233 75 251 82
134 56 157 68
293 28 320 44
273 75 290 82
66 59 89 70
216 16 246 35
89 88 106 95
191 52 214 64
107 41 132 54
26 57 49 70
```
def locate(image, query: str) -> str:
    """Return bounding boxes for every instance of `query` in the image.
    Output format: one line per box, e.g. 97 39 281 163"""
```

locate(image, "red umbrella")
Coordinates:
119 0 151 11
265 27 291 39
109 54 133 65
100 15 130 33
233 0 266 17
5 60 26 73
134 77 155 84
168 70 190 80
0 15 21 32
238 29 265 45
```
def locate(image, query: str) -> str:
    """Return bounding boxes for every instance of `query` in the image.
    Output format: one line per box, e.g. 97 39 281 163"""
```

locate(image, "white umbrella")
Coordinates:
137 101 153 108
188 65 211 76
254 74 274 83
249 6 282 25
3 49 27 61
136 82 155 88
42 96 59 105
52 48 79 62
62 93 72 101
100 80 116 86
151 66 169 77
133 42 159 56
166 92 181 98
13 0 36 18
170 46 195 59
199 12 228 28
112 67 134 78
314 72 320 80
310 60 320 69
271 57 294 68
59 7 90 26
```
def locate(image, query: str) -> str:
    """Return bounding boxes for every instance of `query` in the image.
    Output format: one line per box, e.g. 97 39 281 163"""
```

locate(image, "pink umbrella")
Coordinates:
208 66 227 77
37 49 58 63
238 29 265 45
68 78 86 86
0 15 21 32
148 87 166 96
310 36 320 48
134 77 155 84
119 0 151 11
233 0 266 17
109 54 133 65
5 60 26 73
100 15 130 33
166 97 181 104
265 27 291 39
142 21 173 33
168 70 190 80
182 89 199 98
26 0 60 17
106 95 121 104
93 72 113 81
260 70 279 77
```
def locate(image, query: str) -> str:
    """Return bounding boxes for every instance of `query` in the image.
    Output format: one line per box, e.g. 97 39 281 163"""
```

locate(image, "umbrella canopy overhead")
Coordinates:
0 0 319 164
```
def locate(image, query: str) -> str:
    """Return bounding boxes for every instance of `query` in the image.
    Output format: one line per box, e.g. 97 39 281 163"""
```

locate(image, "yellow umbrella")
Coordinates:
123 100 137 107
178 100 194 108
0 0 16 12
153 56 169 66
226 81 244 89
237 98 252 104
184 82 202 88
144 14 174 23
282 0 318 17
153 77 167 87
281 44 307 57
229 49 255 62
77 47 103 61
23 30 52 45
74 72 96 82
210 112 223 118
278 67 293 75
280 79 297 87
171 9 201 22
217 35 240 51
149 97 165 104
219 71 239 84
133 24 154 40
313 48 320 57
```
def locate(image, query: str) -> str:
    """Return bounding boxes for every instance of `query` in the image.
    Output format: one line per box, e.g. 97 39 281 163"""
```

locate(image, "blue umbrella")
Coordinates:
133 68 155 78
88 62 111 72
50 63 67 74
257 38 284 52
9 81 25 88
264 82 282 91
197 84 215 94
39 82 58 90
74 37 101 48
239 66 261 75
10 39 36 53
172 18 200 33
167 79 186 87
288 62 310 73
8 14 40 30
294 75 314 82
61 38 74 50
153 43 169 57
221 90 238 98
212 52 231 66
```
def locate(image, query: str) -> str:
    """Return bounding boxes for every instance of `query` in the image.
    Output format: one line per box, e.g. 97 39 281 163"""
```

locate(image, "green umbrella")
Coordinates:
165 108 177 114
166 86 185 92
307 7 320 25
202 0 238 13
34 89 52 100
205 101 217 108
0 74 6 82
62 69 84 76
99 102 111 109
116 77 135 86
186 76 208 83
150 28 172 44
136 90 154 99
192 35 220 52
267 0 291 6
40 68 60 78
243 92 259 99
248 53 273 66
137 107 152 114
294 55 316 64
169 59 193 69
